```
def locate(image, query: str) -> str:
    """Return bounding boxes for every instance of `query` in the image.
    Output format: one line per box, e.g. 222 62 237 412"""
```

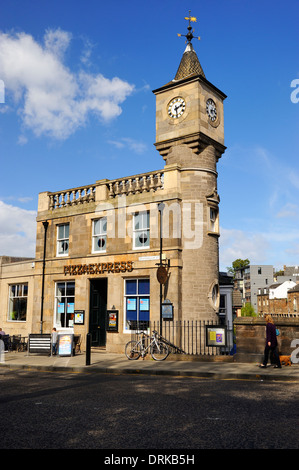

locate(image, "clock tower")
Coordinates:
153 13 227 321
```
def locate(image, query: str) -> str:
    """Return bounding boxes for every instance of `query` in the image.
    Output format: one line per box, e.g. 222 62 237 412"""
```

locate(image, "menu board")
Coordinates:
58 333 74 356
106 310 118 332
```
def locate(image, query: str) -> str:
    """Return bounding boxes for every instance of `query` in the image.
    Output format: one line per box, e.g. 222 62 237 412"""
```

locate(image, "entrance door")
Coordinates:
89 279 107 347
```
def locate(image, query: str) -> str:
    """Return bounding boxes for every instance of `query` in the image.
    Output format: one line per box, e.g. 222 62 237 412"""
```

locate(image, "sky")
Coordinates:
0 0 298 272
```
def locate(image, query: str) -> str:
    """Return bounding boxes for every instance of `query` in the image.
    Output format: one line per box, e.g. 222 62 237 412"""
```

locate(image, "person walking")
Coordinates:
260 315 281 368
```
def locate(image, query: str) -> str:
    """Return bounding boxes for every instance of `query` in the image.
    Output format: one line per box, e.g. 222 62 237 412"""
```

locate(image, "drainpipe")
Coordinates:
158 203 165 335
40 221 49 334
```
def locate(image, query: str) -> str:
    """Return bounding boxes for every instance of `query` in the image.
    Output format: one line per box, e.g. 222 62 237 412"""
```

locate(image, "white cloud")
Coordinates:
0 200 36 257
276 203 299 219
108 137 147 154
0 29 135 140
219 227 269 269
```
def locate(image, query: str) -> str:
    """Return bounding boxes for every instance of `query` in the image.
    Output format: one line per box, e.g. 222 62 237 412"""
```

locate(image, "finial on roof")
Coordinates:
174 11 205 81
177 10 201 44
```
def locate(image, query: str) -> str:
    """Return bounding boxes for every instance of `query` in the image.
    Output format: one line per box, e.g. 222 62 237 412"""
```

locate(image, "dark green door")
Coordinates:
89 279 107 347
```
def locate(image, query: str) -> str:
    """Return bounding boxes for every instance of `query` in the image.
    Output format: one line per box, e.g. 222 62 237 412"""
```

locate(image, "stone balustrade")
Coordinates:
48 185 96 210
107 171 163 198
47 171 164 210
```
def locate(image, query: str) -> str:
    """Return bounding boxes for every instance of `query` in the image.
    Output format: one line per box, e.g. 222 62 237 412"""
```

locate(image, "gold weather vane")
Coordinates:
177 10 200 43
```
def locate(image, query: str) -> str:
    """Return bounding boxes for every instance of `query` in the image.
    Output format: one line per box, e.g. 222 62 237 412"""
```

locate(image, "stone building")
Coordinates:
257 281 299 316
0 16 227 352
234 264 274 312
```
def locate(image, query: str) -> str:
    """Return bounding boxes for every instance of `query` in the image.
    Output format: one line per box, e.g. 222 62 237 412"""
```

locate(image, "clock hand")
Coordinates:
174 103 182 114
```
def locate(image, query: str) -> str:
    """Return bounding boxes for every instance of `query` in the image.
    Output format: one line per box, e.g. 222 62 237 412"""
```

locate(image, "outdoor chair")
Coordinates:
74 335 82 354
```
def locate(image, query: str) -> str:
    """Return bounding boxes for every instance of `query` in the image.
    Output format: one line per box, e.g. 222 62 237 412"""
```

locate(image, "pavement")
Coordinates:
1 349 299 382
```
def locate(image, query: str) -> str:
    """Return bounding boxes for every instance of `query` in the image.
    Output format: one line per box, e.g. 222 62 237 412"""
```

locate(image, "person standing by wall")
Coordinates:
260 315 281 368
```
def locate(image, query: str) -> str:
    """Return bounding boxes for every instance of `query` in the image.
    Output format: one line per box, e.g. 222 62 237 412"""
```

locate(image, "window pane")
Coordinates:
138 279 150 295
58 225 64 239
57 282 65 298
66 282 75 297
93 219 101 235
58 240 69 255
144 211 149 228
101 217 107 233
134 214 141 230
126 280 137 295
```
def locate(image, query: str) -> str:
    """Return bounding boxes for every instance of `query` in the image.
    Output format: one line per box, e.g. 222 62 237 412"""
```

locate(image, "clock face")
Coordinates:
206 98 217 122
168 97 186 119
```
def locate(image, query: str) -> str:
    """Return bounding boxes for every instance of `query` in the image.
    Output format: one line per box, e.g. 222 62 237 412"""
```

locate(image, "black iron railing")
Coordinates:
130 320 234 356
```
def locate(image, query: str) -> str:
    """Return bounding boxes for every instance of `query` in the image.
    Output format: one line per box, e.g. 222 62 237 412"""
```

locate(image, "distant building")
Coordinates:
234 265 274 313
275 265 299 283
257 280 298 316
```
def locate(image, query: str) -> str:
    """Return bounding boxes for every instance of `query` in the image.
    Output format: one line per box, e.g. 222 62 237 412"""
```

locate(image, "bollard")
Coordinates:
86 333 91 366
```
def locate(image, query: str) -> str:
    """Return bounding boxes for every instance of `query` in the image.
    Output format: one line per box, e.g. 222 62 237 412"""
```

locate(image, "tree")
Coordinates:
241 303 257 317
227 259 250 277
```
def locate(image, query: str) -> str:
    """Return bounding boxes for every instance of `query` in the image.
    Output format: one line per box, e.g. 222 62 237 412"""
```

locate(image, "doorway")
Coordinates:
89 279 107 347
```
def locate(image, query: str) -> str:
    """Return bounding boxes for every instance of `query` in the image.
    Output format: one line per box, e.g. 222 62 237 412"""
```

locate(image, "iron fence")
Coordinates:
130 320 234 356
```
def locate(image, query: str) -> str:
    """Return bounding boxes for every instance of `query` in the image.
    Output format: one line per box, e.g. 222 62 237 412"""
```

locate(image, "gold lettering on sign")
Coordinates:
64 261 134 275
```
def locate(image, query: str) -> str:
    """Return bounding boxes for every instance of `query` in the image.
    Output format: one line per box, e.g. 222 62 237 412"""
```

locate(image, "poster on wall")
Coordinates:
58 333 74 356
206 326 226 347
127 298 136 310
106 310 118 332
74 310 85 325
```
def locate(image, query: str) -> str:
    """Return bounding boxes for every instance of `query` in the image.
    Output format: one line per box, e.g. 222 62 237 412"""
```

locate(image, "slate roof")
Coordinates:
174 42 205 81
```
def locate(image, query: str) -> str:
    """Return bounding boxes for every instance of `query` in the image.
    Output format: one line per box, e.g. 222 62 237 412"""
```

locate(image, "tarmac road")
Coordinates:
0 368 299 451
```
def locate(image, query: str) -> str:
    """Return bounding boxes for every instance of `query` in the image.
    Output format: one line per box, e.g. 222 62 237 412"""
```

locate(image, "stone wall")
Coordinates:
234 317 299 363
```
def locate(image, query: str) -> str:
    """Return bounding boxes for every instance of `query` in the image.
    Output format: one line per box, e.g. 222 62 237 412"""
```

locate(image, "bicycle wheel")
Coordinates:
151 341 169 361
125 341 141 360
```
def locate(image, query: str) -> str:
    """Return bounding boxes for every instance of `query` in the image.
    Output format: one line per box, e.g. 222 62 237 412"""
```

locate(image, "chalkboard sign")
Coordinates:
58 333 74 356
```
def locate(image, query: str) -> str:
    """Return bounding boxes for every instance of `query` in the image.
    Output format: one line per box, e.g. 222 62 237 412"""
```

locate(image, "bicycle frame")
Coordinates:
125 330 169 361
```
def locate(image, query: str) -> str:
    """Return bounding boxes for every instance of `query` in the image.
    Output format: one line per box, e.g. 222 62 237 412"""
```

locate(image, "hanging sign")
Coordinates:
157 266 168 284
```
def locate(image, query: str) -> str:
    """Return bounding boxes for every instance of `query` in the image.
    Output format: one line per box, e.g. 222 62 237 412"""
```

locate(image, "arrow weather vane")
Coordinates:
177 10 200 44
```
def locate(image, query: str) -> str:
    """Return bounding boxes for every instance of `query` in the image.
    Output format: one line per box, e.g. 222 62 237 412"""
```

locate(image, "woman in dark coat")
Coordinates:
260 315 281 368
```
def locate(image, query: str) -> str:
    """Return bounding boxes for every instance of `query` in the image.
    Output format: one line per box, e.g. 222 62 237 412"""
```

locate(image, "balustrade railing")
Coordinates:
107 171 163 198
48 170 164 210
48 185 96 210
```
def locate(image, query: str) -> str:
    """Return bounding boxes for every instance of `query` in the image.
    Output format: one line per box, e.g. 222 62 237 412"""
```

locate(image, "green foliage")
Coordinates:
227 259 250 276
241 303 257 317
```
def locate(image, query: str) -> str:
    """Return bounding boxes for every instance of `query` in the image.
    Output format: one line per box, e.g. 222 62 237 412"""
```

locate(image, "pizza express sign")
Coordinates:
64 261 133 276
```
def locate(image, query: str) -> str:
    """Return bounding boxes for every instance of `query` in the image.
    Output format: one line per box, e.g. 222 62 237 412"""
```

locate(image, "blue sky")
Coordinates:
0 0 298 271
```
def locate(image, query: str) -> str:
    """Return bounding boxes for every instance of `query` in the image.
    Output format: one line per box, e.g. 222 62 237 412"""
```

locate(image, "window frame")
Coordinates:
56 223 69 257
54 281 75 328
124 278 150 332
132 211 150 250
92 217 107 253
8 283 28 322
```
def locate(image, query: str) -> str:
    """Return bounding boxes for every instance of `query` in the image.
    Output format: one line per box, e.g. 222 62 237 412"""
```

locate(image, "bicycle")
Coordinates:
125 330 169 361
